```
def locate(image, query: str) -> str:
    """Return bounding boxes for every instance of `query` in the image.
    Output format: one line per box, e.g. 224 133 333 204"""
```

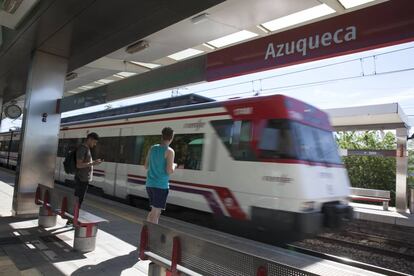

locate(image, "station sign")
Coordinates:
206 1 414 81
346 149 396 157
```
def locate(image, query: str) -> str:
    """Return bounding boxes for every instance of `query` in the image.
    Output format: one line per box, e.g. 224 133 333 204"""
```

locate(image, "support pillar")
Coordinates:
12 51 67 217
395 128 408 212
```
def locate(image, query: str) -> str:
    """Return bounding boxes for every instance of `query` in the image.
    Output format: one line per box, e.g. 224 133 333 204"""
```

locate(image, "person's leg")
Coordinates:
147 207 162 224
67 177 82 225
75 180 89 208
146 188 168 224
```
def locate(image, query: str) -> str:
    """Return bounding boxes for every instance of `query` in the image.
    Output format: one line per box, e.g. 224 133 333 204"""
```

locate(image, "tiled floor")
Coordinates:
0 169 149 276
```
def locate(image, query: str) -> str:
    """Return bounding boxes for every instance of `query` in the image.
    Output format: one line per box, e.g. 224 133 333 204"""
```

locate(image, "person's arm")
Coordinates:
76 146 101 169
166 148 176 175
144 149 151 170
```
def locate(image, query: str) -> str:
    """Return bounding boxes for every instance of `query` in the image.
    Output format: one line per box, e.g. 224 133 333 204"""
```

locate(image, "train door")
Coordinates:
122 125 149 201
114 127 133 198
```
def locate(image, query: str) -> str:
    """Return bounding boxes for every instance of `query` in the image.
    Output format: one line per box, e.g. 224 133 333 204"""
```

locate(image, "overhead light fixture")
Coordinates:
338 0 375 9
65 72 78 81
78 86 94 91
67 90 80 94
96 79 114 84
261 4 335 32
113 74 125 79
191 13 209 24
128 61 161 69
116 72 137 78
202 43 216 50
2 0 23 14
256 25 270 34
125 40 149 54
207 30 258 48
168 48 204 61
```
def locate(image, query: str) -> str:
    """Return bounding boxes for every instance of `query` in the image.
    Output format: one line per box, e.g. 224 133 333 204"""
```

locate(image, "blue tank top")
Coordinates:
146 144 169 189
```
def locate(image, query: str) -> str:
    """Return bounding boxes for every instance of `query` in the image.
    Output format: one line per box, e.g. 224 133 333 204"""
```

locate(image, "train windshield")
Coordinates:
291 122 342 164
258 120 342 164
212 119 342 165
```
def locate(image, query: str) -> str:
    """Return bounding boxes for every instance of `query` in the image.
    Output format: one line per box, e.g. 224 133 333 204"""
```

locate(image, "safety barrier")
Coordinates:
138 219 380 276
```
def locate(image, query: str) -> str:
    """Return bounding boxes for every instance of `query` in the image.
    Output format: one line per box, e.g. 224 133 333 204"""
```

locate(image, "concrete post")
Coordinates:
395 128 408 212
12 51 67 217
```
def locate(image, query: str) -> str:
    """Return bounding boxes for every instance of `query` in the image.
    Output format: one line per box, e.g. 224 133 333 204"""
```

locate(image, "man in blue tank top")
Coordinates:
145 127 176 224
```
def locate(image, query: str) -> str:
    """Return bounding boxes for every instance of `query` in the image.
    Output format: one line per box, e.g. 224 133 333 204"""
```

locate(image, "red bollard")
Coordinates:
257 266 267 276
169 236 181 276
139 225 149 260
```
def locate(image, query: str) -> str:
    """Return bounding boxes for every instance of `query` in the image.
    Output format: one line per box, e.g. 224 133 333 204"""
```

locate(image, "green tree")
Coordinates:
336 131 397 206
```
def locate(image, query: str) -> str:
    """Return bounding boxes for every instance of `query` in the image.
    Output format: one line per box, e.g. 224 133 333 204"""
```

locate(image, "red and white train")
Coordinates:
0 94 352 237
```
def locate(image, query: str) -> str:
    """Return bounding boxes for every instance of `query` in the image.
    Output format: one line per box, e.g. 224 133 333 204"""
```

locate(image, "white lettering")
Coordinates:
264 43 276 60
285 41 295 55
234 107 253 115
276 44 284 57
321 32 332 46
263 26 357 60
308 35 319 50
344 26 357 41
333 28 343 43
296 38 307 56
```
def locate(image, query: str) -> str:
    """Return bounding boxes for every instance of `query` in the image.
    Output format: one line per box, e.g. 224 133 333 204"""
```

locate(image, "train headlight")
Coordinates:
301 201 315 212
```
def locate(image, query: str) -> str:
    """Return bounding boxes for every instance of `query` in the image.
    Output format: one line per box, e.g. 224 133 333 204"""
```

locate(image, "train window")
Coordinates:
258 120 297 159
57 138 84 157
211 119 256 161
139 135 162 165
292 123 342 164
292 123 322 162
210 120 233 149
232 121 256 161
93 137 119 162
171 134 204 170
318 130 342 164
119 136 144 165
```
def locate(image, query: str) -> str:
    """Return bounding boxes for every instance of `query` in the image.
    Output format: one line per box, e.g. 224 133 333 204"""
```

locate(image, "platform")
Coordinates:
350 202 414 227
0 168 150 275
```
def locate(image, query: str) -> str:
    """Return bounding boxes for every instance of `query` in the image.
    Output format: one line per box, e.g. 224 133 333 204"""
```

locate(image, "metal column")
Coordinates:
12 51 67 217
395 128 408 212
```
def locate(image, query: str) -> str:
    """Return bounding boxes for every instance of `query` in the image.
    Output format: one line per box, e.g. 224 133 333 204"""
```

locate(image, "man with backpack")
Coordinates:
66 132 102 225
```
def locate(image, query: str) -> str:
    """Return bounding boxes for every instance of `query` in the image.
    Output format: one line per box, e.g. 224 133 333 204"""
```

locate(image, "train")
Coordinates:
0 94 353 239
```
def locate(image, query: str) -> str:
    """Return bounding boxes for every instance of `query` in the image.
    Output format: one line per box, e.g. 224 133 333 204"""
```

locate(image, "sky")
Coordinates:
2 41 414 134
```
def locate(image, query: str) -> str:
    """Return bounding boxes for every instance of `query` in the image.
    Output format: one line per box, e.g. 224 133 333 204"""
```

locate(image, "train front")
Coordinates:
223 95 353 239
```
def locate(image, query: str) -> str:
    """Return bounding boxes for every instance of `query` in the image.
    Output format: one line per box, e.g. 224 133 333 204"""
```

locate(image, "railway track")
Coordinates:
285 244 411 276
316 234 414 262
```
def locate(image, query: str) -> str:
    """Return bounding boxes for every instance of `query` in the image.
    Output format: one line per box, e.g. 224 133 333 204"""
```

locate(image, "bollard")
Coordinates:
410 188 414 214
38 206 57 228
73 224 98 252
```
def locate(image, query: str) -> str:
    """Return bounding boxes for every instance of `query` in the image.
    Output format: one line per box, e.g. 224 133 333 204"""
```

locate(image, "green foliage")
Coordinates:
336 131 397 205
408 145 414 189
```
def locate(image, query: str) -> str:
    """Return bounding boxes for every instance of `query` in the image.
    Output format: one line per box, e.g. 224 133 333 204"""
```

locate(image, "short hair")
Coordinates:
87 132 99 141
162 127 174 141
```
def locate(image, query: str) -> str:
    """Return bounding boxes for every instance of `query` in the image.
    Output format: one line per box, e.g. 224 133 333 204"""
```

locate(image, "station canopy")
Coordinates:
0 0 412 112
327 103 412 131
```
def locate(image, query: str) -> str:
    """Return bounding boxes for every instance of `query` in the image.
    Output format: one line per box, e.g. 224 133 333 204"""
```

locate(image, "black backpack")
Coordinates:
63 148 77 174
